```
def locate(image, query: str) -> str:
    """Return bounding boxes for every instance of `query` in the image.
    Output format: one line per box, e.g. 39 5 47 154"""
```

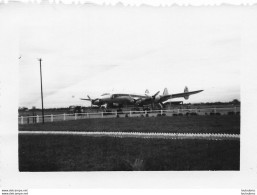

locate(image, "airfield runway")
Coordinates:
19 130 240 141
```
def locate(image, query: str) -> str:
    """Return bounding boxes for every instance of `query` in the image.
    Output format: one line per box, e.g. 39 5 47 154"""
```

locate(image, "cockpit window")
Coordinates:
101 93 110 96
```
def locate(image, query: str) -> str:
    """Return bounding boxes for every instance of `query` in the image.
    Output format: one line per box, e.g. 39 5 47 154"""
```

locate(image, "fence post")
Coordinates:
161 110 163 115
145 110 147 115
214 107 216 114
177 109 179 114
37 115 39 123
21 116 23 124
116 111 118 117
64 113 66 121
234 107 237 113
130 111 132 117
101 112 103 118
51 114 53 122
75 113 77 120
87 112 89 118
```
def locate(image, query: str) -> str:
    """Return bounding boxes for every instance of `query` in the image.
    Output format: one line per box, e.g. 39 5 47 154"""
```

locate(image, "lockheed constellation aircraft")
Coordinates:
81 87 203 108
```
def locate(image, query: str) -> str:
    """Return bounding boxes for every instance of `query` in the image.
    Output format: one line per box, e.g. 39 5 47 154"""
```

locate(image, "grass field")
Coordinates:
18 115 240 171
19 115 240 134
19 134 240 171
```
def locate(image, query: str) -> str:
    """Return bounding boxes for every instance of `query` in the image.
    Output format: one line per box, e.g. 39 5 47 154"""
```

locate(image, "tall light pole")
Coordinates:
39 58 44 124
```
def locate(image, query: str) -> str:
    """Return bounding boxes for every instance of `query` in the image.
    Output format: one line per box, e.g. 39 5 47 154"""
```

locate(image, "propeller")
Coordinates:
81 95 99 107
80 95 91 101
134 98 142 106
135 91 160 108
152 91 160 99
151 91 160 109
86 95 92 106
128 94 137 104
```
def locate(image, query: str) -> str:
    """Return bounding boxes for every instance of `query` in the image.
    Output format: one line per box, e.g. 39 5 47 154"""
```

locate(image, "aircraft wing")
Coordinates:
80 98 91 101
160 90 203 102
129 94 147 98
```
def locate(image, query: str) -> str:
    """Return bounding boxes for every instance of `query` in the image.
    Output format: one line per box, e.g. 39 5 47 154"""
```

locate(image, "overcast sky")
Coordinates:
19 5 241 108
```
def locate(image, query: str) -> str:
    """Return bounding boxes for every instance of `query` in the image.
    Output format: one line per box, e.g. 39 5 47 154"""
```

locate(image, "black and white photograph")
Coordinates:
16 3 242 172
2 0 257 192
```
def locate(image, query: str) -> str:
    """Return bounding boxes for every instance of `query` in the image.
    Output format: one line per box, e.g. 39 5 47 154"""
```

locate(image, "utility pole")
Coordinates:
39 58 44 123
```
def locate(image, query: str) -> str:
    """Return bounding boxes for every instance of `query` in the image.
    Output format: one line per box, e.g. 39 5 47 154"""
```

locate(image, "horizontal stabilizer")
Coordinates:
184 86 189 99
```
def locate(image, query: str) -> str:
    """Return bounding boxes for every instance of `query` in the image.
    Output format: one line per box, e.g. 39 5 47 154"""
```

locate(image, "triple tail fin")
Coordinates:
184 86 189 100
145 89 150 96
163 88 169 96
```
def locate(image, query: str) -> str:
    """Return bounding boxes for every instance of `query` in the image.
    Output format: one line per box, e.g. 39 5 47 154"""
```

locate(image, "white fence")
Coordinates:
18 107 240 125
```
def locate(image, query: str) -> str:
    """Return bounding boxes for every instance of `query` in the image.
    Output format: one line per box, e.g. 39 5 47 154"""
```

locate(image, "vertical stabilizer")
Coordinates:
145 89 150 96
163 88 169 96
184 86 189 99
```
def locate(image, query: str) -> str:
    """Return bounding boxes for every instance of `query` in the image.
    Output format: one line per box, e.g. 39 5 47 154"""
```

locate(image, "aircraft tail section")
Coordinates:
145 89 150 96
163 88 169 96
184 86 189 100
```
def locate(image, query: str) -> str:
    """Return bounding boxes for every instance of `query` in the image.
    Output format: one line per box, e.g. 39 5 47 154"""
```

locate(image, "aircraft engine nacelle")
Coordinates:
135 99 143 105
93 99 102 106
154 95 161 102
129 98 135 103
184 95 189 100
128 97 135 103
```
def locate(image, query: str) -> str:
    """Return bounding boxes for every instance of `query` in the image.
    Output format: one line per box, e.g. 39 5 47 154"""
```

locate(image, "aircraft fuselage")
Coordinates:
81 87 203 108
92 93 142 107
